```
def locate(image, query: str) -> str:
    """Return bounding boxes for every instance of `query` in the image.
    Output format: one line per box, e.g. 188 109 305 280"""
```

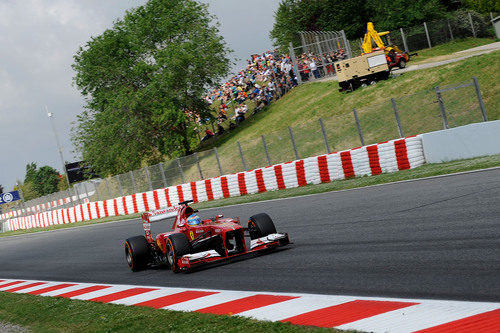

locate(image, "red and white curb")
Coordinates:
0 278 499 332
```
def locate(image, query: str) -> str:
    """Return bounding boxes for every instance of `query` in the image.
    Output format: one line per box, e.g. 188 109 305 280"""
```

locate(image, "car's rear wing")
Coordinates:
145 206 180 222
141 206 180 243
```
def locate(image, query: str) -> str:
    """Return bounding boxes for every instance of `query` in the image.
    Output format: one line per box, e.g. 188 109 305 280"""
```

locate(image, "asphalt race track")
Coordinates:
1 168 499 302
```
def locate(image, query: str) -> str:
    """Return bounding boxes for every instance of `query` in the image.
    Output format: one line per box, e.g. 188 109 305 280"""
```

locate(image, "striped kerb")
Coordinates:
135 291 218 309
282 300 418 327
197 294 298 315
27 283 77 295
89 287 158 303
414 308 500 333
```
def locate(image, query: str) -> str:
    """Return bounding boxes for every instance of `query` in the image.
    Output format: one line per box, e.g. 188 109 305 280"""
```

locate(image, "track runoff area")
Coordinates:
0 168 499 332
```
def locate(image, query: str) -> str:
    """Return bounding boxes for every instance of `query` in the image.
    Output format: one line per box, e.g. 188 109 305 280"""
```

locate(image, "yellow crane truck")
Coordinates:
337 22 411 91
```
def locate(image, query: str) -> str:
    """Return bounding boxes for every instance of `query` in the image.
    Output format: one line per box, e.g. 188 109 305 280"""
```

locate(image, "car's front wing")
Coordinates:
177 233 290 271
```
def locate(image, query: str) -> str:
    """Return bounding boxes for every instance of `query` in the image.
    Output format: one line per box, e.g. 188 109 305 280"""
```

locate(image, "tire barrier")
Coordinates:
5 136 425 232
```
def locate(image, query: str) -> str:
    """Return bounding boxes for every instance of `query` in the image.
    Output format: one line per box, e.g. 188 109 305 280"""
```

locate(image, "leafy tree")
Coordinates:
72 0 231 176
366 0 446 30
463 0 500 13
23 163 61 198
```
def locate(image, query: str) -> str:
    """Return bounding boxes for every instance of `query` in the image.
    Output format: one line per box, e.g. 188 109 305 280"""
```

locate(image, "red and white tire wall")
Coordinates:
4 136 425 232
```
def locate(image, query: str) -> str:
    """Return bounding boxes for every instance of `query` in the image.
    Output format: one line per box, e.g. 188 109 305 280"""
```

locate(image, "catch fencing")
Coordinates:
0 76 490 228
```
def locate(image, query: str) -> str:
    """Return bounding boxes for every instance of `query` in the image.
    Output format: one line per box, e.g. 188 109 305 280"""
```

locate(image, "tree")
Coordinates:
366 0 446 30
23 162 61 199
72 0 231 176
463 0 500 13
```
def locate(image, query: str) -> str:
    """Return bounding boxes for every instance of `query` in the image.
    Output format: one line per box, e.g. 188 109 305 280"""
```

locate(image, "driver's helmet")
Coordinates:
187 214 202 226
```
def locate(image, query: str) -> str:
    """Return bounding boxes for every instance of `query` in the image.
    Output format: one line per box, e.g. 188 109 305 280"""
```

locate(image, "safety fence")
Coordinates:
4 136 425 232
0 75 490 226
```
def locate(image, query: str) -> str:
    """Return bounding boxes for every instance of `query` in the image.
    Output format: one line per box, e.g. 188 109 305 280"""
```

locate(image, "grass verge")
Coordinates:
2 154 499 237
0 292 343 333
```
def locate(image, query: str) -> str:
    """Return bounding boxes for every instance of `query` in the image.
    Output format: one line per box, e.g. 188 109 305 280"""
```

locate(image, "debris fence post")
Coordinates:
319 118 331 154
391 98 405 138
237 141 247 171
400 28 409 53
424 22 432 49
288 126 300 160
353 108 365 146
214 147 223 176
261 134 272 165
116 175 124 197
129 171 137 194
435 86 449 129
176 158 185 184
468 12 476 38
194 152 204 180
159 163 168 188
472 76 488 122
145 166 153 191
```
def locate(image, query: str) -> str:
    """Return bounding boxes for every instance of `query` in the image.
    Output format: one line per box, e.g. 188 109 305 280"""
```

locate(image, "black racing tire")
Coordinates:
248 213 277 240
399 59 406 69
166 233 191 273
125 236 150 272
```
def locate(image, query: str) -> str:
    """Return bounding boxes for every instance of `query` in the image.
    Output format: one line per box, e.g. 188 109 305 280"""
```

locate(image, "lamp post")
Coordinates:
46 107 71 188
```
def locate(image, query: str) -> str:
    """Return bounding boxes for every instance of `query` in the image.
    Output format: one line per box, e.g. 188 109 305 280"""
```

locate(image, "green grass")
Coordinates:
410 37 496 63
0 292 344 333
3 155 499 238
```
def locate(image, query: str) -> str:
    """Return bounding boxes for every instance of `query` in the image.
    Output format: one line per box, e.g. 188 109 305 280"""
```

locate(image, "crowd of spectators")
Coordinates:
296 49 348 82
198 47 348 143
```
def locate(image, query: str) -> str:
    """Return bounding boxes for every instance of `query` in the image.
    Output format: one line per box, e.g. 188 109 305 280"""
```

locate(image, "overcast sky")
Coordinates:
0 0 280 191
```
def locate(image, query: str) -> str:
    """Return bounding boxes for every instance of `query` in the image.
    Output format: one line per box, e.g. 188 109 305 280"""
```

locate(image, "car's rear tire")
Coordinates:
399 59 406 69
125 236 150 272
166 233 191 273
248 213 276 240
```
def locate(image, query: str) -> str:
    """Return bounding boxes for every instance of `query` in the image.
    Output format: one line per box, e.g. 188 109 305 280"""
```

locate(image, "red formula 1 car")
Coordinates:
124 200 290 272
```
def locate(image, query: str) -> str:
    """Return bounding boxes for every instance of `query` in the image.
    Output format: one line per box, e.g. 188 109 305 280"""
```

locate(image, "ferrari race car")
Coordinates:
124 200 290 272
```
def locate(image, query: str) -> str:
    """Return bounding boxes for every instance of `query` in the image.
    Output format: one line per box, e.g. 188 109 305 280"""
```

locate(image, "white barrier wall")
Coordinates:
419 120 500 163
5 136 426 232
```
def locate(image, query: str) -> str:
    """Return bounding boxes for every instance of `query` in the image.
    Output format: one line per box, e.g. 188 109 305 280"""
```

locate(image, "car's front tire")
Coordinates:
166 233 191 273
125 236 150 272
248 213 276 239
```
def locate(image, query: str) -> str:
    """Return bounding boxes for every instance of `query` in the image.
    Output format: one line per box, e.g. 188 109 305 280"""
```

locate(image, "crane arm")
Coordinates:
362 22 390 54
